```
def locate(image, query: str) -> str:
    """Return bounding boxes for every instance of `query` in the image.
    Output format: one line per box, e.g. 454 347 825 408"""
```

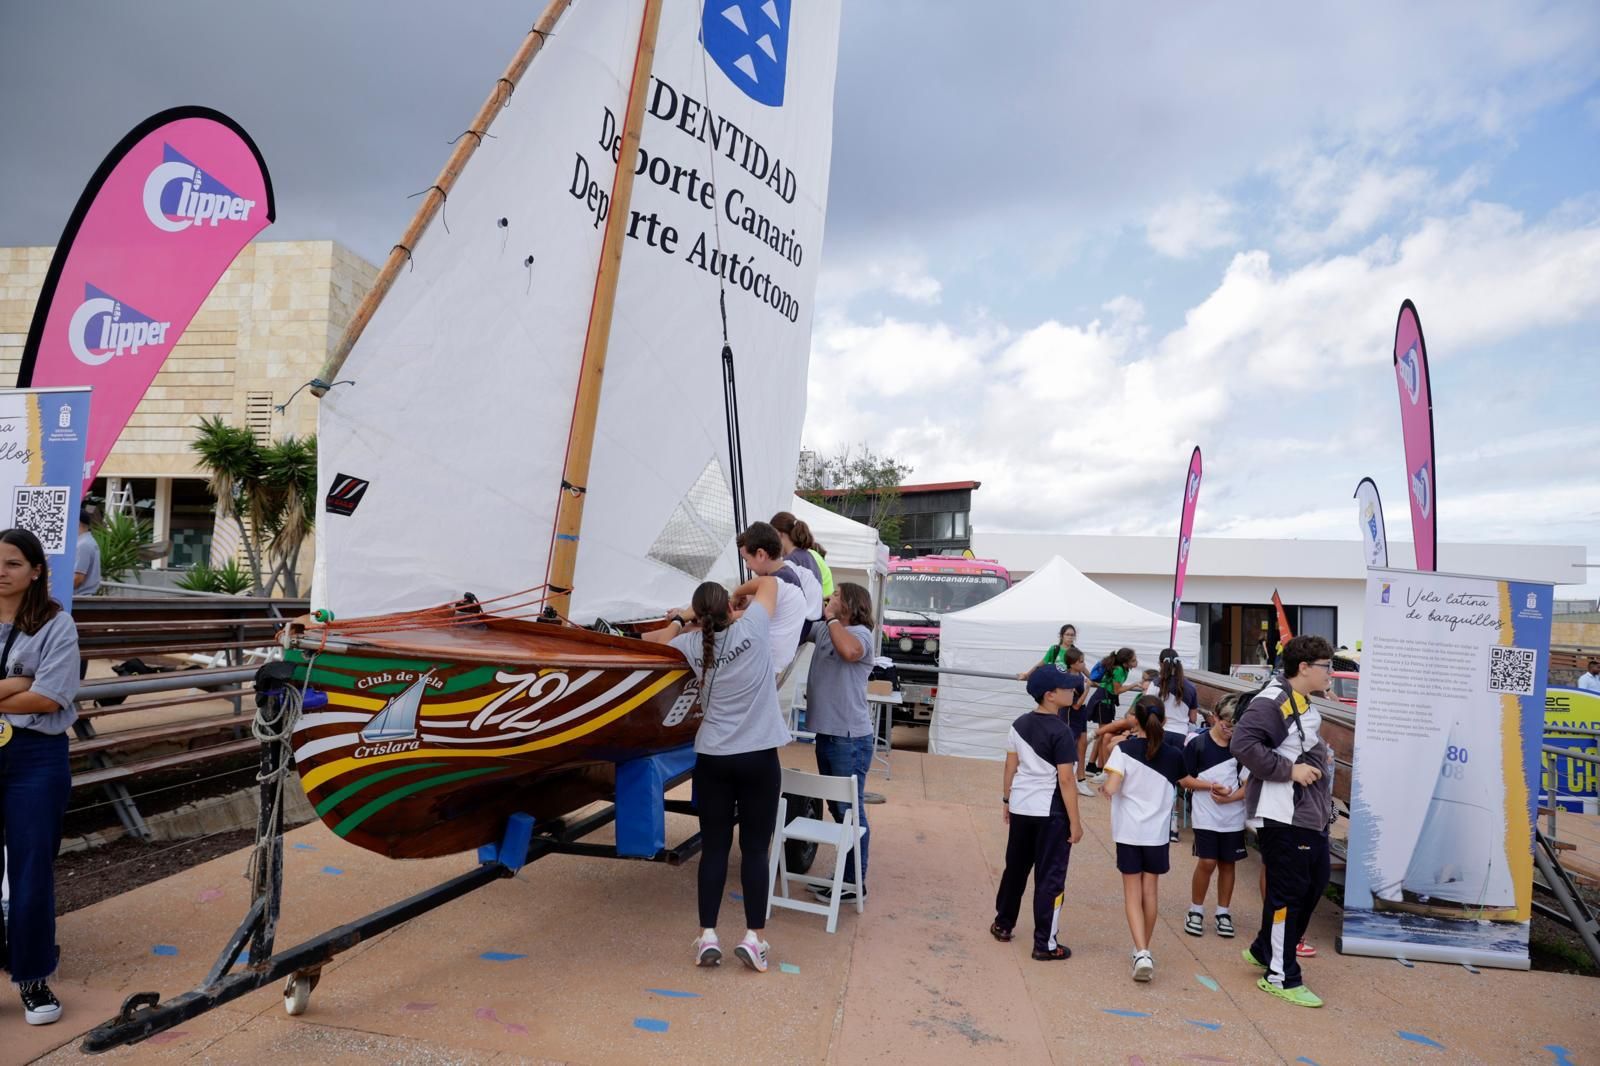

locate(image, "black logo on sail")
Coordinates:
325 474 370 516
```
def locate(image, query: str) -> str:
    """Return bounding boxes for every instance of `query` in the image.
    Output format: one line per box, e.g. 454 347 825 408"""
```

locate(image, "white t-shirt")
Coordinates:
783 559 823 620
767 580 807 673
1146 680 1199 737
1105 735 1188 846
1579 671 1600 694
1183 731 1250 833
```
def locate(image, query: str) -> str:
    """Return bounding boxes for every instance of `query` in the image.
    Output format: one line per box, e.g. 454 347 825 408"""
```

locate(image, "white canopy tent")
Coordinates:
790 494 890 599
929 555 1202 760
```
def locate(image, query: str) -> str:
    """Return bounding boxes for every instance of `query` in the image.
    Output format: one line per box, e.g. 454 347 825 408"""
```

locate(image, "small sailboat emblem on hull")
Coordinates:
360 673 431 743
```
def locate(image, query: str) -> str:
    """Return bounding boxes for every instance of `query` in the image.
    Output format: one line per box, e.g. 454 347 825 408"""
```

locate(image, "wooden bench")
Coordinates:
70 665 264 838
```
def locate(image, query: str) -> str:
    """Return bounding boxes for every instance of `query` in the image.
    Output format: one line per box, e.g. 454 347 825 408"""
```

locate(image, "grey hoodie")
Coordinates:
1229 675 1333 833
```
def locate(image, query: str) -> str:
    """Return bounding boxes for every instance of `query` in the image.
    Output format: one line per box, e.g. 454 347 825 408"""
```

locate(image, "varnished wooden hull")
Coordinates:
286 618 698 858
1372 895 1520 922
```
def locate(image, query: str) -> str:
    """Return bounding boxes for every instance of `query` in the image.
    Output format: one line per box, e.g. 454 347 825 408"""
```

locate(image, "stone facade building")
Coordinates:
0 240 377 584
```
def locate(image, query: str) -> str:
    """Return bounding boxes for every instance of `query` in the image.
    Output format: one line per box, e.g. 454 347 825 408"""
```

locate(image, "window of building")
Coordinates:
1299 606 1338 646
170 478 218 569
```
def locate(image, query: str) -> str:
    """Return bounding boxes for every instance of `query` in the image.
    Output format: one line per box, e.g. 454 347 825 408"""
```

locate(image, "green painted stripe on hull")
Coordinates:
333 767 503 838
314 762 448 817
301 662 505 696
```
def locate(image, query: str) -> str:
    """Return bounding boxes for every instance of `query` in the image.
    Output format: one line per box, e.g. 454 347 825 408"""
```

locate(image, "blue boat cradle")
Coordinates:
614 743 698 858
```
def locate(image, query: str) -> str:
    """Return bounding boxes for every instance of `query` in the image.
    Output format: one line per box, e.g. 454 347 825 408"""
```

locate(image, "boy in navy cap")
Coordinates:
990 665 1085 960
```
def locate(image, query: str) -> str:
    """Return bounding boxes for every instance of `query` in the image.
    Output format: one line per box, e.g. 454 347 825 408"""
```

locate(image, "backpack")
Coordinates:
1089 660 1106 684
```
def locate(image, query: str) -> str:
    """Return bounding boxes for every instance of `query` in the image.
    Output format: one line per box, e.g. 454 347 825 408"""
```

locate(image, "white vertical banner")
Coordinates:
1353 477 1388 568
1340 566 1552 970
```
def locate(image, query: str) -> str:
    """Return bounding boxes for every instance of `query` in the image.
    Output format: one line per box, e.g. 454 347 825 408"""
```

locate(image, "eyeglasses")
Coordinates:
1311 660 1334 670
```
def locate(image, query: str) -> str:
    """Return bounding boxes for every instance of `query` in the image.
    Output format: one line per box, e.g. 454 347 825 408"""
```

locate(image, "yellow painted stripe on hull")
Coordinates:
300 670 686 792
327 689 509 718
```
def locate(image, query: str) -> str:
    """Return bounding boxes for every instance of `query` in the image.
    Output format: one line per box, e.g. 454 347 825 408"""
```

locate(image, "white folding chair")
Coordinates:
767 767 864 933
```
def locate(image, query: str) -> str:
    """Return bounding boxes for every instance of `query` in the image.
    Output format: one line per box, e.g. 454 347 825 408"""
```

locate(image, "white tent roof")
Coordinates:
791 495 888 576
929 555 1202 760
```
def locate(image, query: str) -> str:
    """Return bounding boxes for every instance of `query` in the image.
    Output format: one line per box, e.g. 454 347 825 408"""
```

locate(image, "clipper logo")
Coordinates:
1410 461 1431 519
1364 502 1379 543
143 144 257 232
68 284 172 367
1381 583 1392 604
1177 536 1191 567
1185 470 1201 504
325 474 370 516
1396 345 1421 404
703 0 790 106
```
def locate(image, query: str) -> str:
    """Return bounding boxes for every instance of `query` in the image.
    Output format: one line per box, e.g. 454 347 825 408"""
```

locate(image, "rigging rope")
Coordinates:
696 1 751 571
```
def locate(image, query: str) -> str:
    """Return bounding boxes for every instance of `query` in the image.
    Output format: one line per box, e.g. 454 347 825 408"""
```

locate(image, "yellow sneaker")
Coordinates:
1257 977 1323 1007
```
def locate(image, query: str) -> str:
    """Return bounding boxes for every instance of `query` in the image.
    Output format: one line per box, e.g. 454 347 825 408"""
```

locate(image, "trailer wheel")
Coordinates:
283 970 319 1016
783 794 822 874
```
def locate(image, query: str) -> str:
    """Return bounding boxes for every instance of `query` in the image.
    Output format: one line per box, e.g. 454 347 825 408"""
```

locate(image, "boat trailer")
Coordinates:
80 662 743 1053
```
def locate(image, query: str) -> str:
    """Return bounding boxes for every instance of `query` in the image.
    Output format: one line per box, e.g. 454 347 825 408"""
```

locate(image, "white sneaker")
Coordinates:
693 932 721 967
734 934 770 973
1089 771 1108 784
1132 950 1154 982
1076 779 1096 796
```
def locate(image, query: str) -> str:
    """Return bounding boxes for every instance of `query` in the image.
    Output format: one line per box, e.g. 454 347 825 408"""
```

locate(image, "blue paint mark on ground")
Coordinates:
1186 1020 1222 1031
1103 1009 1152 1018
480 951 527 962
151 945 178 957
1196 974 1220 991
729 892 743 901
1295 1058 1321 1065
321 866 343 875
1544 1046 1575 1066
646 988 700 999
1397 1031 1444 1049
634 1017 669 1033
291 843 316 850
779 962 800 974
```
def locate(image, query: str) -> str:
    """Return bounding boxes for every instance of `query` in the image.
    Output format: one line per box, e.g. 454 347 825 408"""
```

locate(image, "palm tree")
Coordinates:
259 436 317 597
190 416 266 594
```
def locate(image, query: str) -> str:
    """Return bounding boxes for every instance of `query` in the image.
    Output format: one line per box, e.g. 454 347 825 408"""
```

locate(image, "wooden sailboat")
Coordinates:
284 0 842 859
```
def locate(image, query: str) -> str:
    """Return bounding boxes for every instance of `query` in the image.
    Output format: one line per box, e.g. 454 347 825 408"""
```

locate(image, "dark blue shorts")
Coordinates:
1069 706 1089 739
1192 828 1248 863
1115 841 1170 876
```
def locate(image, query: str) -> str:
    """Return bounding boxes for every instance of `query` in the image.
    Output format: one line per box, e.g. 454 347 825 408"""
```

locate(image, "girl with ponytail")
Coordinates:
644 574 788 974
1098 695 1188 984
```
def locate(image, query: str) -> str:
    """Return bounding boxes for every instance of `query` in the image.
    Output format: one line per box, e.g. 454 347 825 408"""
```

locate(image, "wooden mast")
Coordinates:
310 0 576 396
544 0 664 619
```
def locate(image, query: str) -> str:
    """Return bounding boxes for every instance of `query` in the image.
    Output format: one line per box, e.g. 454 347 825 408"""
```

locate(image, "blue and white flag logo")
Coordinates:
1397 345 1421 404
703 0 790 106
1410 461 1431 519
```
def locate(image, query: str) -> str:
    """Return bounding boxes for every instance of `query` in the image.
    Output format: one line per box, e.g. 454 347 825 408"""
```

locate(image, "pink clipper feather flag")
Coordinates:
1170 446 1202 647
1392 300 1436 571
18 107 274 486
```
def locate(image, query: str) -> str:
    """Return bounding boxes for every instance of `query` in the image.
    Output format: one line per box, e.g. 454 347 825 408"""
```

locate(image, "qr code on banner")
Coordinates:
1488 645 1537 696
11 486 70 554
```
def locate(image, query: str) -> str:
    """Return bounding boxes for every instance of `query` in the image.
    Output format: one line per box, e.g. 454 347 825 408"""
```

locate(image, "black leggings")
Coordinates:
694 748 781 930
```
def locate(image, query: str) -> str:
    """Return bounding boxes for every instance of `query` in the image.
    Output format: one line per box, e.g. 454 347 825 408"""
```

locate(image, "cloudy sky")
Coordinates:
3 2 1598 593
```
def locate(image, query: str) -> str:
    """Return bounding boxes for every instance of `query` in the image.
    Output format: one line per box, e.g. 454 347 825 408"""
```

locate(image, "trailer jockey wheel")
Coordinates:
783 794 822 874
283 969 321 1017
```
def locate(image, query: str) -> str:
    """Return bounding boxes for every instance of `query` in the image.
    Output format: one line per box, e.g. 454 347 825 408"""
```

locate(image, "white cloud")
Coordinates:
803 198 1600 558
1146 194 1240 258
816 254 943 308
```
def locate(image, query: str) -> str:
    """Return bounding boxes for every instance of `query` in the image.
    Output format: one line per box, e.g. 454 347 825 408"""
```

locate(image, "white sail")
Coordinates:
314 0 842 623
1397 721 1517 909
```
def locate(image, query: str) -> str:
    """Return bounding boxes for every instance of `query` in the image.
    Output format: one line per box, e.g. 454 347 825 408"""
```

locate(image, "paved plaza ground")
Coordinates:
22 741 1600 1064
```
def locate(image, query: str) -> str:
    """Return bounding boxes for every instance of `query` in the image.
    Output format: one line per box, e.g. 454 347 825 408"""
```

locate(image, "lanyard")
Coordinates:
0 625 19 748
